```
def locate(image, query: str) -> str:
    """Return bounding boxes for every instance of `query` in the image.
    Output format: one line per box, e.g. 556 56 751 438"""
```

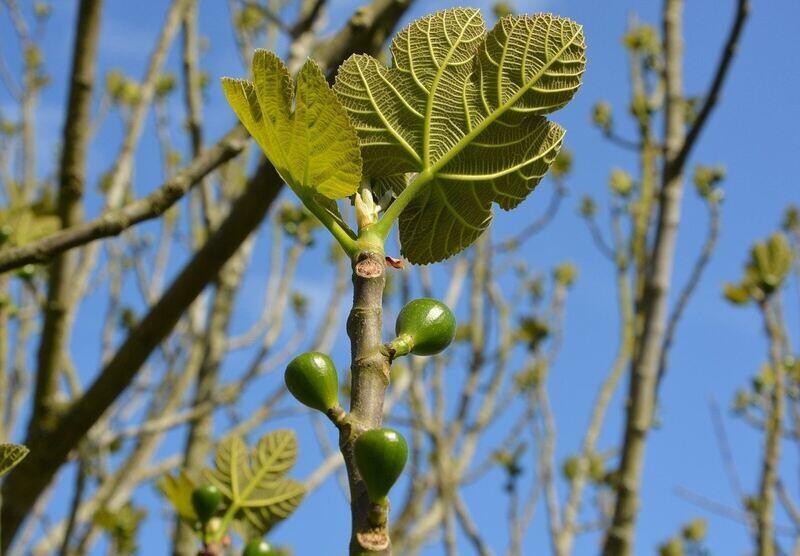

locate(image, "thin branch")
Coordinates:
655 199 720 393
0 126 248 273
497 184 566 253
671 0 750 173
454 494 492 556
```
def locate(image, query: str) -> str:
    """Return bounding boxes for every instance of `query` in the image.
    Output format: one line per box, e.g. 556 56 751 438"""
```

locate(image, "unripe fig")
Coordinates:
389 298 455 358
284 352 339 413
191 485 222 523
354 428 408 503
242 539 279 556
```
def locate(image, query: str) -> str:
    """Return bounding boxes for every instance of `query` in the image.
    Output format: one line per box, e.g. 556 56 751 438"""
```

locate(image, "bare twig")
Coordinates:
0 126 248 273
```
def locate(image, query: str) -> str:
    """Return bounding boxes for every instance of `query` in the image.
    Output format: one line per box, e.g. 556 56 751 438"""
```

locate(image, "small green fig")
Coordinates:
191 485 222 523
242 539 279 556
354 428 408 503
284 351 339 413
389 298 456 358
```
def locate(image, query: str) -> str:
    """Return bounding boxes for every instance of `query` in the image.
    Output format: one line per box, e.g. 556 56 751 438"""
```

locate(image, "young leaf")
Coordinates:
206 430 304 536
157 469 199 522
334 8 585 263
0 443 29 477
222 51 362 201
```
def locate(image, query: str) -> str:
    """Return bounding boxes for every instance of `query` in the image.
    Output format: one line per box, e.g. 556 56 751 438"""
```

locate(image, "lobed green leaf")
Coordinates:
334 8 585 263
205 430 304 536
222 51 362 200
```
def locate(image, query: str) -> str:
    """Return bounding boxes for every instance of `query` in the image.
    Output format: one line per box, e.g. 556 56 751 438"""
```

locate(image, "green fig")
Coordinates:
191 485 222 523
389 298 456 358
242 539 279 556
354 428 408 503
284 351 339 413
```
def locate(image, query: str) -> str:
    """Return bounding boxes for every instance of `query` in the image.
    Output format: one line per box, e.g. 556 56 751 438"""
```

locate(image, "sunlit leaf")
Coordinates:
157 469 198 522
334 8 585 263
221 51 362 201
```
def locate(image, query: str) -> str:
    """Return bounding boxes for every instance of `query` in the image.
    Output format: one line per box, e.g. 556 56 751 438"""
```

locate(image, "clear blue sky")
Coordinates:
2 0 799 554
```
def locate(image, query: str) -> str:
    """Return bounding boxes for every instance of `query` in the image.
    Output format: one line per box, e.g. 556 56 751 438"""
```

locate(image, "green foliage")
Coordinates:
608 168 633 197
592 100 613 134
782 204 799 233
206 430 304 537
93 503 146 556
549 148 573 179
561 455 579 481
222 50 362 206
658 537 684 556
334 8 585 263
579 195 597 218
682 518 707 542
693 164 725 200
34 2 51 20
0 196 60 248
658 517 709 556
155 73 177 98
724 233 794 304
514 361 546 391
106 69 142 107
517 316 550 350
192 485 223 523
0 443 29 478
492 2 515 20
553 262 578 287
277 202 319 246
158 469 199 522
391 298 456 357
284 352 340 413
622 23 660 66
354 428 408 503
236 5 265 33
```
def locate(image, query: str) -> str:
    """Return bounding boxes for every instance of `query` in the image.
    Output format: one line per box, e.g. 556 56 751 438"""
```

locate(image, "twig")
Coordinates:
671 0 750 173
0 126 248 273
655 199 720 393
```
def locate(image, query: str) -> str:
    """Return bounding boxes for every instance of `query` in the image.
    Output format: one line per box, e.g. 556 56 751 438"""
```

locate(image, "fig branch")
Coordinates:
283 203 457 553
219 8 584 554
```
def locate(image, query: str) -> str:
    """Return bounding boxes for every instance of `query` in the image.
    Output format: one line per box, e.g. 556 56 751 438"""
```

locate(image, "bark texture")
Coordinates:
343 251 392 555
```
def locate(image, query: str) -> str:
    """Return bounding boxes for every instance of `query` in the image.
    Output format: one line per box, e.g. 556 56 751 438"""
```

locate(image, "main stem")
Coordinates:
342 249 391 555
756 298 785 556
602 1 685 553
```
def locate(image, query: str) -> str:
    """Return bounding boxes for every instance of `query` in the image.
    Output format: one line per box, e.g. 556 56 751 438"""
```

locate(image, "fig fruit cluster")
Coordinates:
283 297 455 502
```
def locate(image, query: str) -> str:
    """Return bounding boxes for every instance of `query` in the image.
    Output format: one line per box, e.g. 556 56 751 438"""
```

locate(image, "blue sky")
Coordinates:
2 0 800 554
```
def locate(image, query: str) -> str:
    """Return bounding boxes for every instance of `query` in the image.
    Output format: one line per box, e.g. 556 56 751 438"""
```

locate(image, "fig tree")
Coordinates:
354 428 408 503
191 485 222 523
284 351 339 413
388 298 456 358
242 539 279 556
